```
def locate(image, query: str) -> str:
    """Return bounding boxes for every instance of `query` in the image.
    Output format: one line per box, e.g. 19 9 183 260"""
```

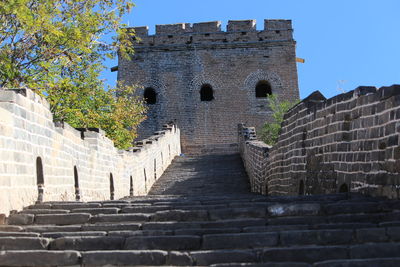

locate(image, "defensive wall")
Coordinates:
239 85 400 199
0 88 181 215
118 19 299 154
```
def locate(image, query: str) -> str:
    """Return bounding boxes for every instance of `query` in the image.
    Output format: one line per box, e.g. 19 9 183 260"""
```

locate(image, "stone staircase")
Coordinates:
1 154 400 266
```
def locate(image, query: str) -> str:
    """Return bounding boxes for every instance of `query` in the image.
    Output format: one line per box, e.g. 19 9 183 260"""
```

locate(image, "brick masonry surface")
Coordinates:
239 85 400 199
118 19 300 154
0 88 181 215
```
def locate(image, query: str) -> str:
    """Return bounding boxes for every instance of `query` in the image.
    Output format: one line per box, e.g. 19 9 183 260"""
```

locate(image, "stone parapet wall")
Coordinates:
0 88 181 215
130 19 293 48
239 85 400 199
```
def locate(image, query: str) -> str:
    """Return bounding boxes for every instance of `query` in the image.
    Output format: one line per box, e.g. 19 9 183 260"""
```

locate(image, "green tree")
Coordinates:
0 0 147 149
260 94 299 146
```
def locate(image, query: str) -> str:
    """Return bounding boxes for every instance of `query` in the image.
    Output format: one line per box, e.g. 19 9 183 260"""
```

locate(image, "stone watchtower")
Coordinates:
117 19 300 154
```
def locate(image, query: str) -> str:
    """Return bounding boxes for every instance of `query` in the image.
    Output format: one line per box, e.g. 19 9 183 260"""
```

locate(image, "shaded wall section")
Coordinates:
0 88 181 215
239 85 400 198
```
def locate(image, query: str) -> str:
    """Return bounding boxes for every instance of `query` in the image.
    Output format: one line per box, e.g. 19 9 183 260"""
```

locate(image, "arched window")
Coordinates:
299 180 305 195
74 166 80 201
255 80 272 98
110 173 115 200
339 183 349 193
36 157 44 203
144 87 157 104
200 84 214 101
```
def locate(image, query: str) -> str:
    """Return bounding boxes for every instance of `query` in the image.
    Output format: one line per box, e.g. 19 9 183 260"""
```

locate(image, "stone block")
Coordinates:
50 236 124 251
34 213 91 225
193 21 221 32
151 209 208 221
8 214 34 225
124 235 201 250
227 20 256 32
268 203 321 217
0 251 81 267
81 222 141 232
191 250 257 266
203 232 278 249
90 213 150 223
356 228 388 243
82 250 167 266
261 245 348 263
280 229 353 246
167 251 194 266
0 237 50 250
350 243 400 258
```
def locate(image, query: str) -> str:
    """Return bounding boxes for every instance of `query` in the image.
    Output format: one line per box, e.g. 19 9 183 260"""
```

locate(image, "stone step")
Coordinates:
0 237 50 250
0 250 81 267
313 258 400 267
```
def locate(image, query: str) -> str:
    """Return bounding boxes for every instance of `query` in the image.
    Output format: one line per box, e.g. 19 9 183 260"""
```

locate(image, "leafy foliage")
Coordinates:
0 0 147 149
260 94 299 146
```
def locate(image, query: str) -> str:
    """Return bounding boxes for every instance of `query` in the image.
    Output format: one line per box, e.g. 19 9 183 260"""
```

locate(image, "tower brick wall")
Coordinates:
118 19 300 154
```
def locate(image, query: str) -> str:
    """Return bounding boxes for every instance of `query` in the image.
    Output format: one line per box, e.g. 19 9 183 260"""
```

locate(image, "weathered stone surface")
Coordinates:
203 232 278 249
209 208 266 220
82 250 167 266
268 203 321 217
34 213 91 225
175 227 241 236
151 209 209 221
81 222 141 231
314 258 400 267
8 214 34 225
41 231 107 238
355 228 388 243
350 243 400 258
71 207 119 215
19 209 69 215
167 251 194 266
25 225 82 233
0 250 81 266
142 222 201 230
50 236 124 251
90 213 150 223
0 225 24 232
0 232 40 237
0 237 50 250
124 235 201 250
261 246 348 263
279 229 353 246
190 250 257 265
108 230 173 237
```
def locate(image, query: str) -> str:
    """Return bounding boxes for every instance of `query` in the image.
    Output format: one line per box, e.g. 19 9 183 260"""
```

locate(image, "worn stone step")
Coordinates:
50 203 102 210
313 258 400 267
209 207 267 220
50 236 125 251
190 249 258 266
174 227 242 236
211 263 309 267
34 213 91 225
90 213 150 223
151 210 209 221
323 202 389 215
19 209 70 215
0 225 24 232
0 250 81 267
203 232 278 249
108 230 174 237
0 237 50 250
70 207 120 215
41 231 107 238
0 232 40 237
124 235 201 250
24 225 82 233
81 222 141 232
261 245 348 263
81 250 168 266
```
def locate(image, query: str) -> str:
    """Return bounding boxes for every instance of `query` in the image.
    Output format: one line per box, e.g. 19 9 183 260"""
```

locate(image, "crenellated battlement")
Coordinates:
129 19 293 48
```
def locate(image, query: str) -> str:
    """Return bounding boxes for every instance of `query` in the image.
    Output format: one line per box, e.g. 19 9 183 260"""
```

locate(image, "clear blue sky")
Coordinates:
102 0 400 99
